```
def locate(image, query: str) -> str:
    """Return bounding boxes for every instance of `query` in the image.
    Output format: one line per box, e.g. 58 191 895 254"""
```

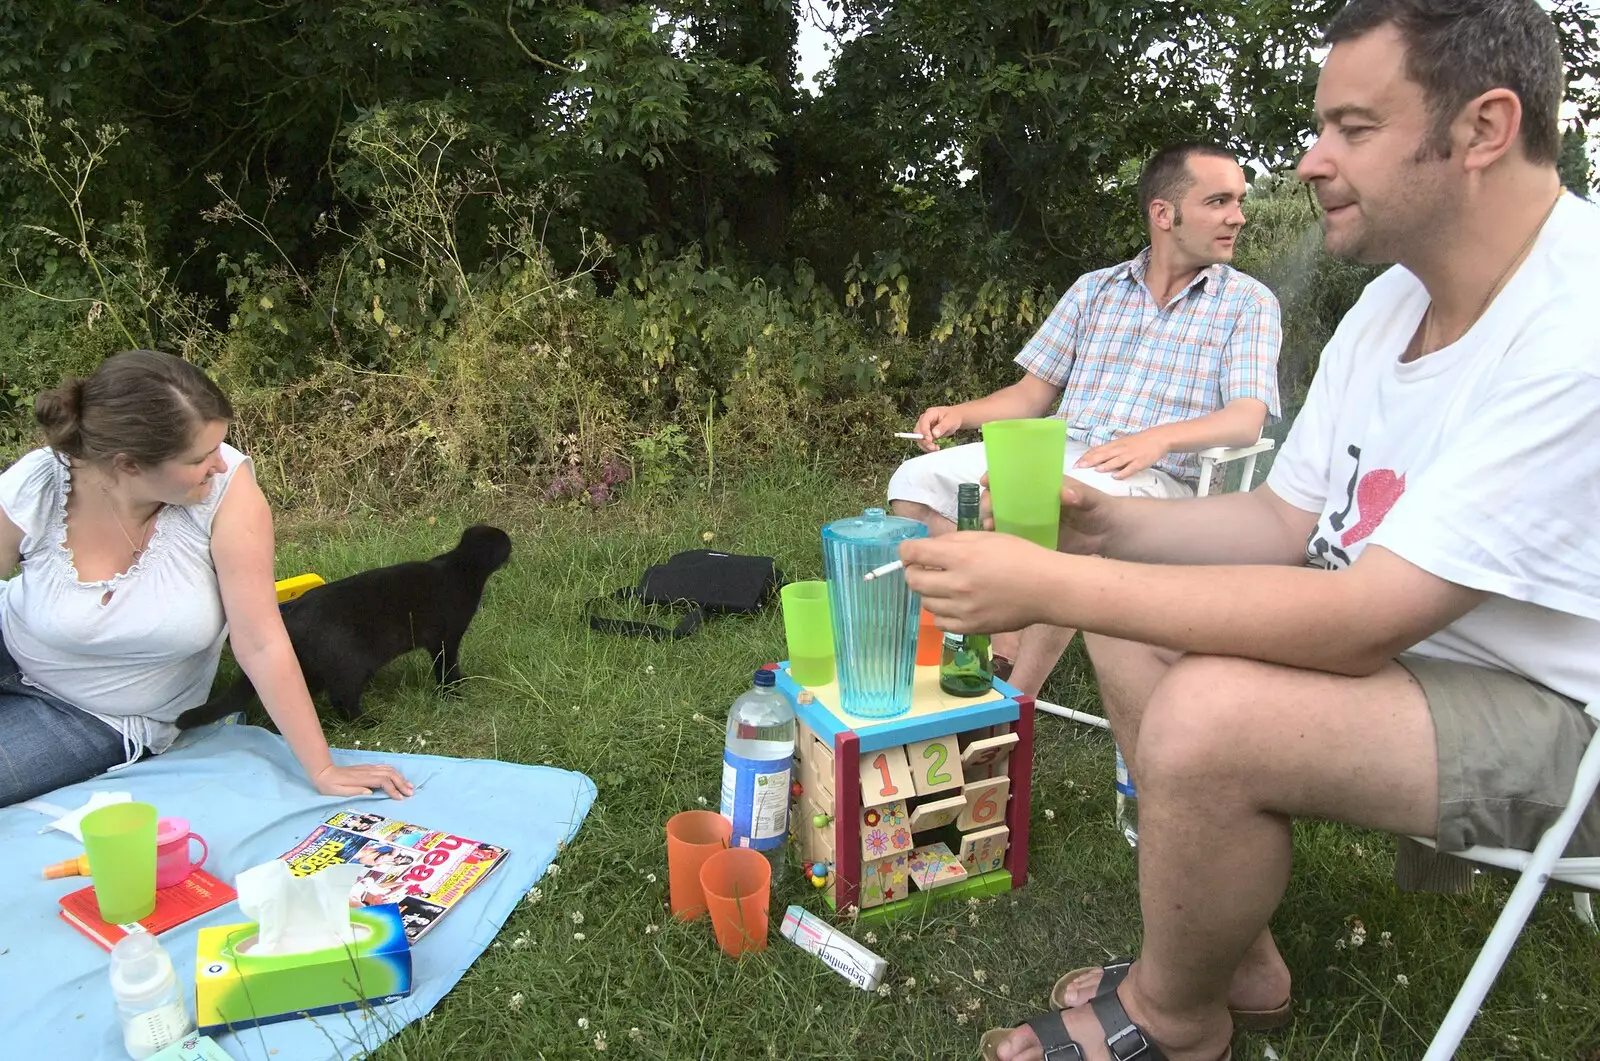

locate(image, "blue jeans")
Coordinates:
0 633 130 807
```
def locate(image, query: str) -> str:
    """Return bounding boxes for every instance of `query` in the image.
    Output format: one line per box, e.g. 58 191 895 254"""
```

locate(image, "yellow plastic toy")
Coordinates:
275 573 325 603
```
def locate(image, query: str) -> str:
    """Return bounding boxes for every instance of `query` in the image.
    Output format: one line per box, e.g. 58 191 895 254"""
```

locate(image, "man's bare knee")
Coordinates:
1084 633 1182 742
889 499 953 534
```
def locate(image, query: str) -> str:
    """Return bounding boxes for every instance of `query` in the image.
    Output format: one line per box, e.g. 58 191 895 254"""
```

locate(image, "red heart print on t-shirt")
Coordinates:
1340 469 1406 547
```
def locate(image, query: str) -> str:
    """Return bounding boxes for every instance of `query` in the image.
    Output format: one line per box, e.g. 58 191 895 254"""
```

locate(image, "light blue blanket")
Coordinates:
0 723 595 1060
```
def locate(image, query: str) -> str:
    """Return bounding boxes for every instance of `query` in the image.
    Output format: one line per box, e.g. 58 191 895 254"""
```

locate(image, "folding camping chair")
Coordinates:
1418 700 1600 1059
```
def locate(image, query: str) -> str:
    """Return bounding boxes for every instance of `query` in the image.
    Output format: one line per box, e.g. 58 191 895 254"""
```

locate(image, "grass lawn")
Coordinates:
260 462 1598 1060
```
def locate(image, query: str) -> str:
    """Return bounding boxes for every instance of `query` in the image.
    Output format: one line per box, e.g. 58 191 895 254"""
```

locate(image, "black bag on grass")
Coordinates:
586 550 781 640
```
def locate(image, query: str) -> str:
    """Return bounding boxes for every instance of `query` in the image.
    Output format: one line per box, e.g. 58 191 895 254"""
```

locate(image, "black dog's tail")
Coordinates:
174 673 260 730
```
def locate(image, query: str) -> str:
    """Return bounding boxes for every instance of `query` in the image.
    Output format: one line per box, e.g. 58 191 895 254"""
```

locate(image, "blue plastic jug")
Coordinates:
821 508 928 718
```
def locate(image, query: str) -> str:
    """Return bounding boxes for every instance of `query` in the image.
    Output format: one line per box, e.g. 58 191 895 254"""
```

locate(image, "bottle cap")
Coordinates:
109 933 178 1008
752 669 776 688
957 482 981 504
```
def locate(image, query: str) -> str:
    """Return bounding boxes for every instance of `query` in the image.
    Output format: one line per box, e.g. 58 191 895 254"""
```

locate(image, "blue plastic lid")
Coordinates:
752 669 776 688
821 507 928 545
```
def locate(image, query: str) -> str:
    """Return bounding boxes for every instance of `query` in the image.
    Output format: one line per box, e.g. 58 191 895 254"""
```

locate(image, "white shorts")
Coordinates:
886 440 1193 523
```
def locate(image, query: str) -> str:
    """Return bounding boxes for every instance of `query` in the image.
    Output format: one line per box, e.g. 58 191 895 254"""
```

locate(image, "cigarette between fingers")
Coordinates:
862 559 905 582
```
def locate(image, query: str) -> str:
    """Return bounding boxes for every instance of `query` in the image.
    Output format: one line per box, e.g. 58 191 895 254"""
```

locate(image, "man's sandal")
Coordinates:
978 989 1230 1061
1050 958 1292 1033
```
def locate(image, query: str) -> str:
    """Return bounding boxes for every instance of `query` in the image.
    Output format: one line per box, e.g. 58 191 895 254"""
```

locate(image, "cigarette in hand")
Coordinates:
894 432 925 440
862 559 905 582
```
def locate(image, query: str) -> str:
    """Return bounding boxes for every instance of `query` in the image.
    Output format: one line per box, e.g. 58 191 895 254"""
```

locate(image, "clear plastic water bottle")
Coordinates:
110 933 194 1059
720 668 796 881
1114 744 1139 849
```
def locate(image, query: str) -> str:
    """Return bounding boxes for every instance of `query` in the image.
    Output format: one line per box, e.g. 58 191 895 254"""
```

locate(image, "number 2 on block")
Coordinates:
906 736 966 795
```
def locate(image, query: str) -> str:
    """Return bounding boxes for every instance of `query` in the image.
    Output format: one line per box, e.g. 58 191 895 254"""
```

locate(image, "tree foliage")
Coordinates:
2 0 1598 329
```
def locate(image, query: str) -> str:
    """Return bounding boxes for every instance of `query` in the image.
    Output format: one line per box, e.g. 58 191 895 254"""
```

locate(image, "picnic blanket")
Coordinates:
0 722 595 1060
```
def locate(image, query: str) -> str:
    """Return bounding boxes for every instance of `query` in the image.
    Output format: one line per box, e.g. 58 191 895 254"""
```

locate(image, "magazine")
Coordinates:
279 809 509 942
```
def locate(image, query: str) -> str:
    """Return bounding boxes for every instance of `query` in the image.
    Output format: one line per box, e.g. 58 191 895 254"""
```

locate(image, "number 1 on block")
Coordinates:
859 745 915 807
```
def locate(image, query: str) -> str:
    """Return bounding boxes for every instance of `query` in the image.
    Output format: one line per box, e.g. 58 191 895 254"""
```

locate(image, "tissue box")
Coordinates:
194 904 412 1033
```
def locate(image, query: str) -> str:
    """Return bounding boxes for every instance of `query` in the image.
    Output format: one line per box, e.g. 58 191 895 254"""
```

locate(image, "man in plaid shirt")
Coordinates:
888 142 1283 695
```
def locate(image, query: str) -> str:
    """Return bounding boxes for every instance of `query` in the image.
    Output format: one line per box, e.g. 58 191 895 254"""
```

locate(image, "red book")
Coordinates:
58 869 238 950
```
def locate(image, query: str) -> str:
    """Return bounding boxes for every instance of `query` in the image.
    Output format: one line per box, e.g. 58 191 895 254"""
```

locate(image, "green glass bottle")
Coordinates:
939 483 995 697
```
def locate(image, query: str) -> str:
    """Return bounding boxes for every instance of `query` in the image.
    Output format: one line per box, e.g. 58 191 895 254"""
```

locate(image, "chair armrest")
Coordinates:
1196 438 1276 464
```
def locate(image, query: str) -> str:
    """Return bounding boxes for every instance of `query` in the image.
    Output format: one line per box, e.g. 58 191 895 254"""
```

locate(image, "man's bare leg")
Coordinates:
1050 636 1287 1014
888 499 954 535
993 656 1440 1061
1006 623 1078 698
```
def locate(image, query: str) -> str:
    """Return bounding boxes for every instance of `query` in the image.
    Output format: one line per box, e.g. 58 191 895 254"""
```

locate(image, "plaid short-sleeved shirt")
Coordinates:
1014 248 1282 483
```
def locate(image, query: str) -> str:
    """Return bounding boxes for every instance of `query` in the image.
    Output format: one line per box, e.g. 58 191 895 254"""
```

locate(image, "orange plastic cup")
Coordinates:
915 606 942 666
699 847 771 957
665 811 732 920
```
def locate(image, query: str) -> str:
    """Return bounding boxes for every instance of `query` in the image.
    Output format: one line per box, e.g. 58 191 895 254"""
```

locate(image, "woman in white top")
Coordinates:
0 350 412 806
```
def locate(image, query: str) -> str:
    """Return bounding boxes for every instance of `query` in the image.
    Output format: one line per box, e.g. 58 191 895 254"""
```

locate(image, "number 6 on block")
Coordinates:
905 735 965 796
956 777 1009 831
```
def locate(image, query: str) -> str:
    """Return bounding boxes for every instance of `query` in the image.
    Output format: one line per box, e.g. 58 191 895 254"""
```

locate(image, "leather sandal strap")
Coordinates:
1025 1012 1087 1061
1095 957 1135 998
1089 991 1170 1061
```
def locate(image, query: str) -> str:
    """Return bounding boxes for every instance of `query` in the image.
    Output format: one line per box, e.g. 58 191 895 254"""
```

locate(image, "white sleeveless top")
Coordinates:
0 443 252 757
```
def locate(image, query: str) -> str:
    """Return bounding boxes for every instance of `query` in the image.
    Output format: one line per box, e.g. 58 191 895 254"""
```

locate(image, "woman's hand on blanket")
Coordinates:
314 762 414 799
1076 428 1168 478
899 532 1057 634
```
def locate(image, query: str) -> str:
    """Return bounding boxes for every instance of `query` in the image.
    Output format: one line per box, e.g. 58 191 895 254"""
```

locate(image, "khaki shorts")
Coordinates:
886 439 1192 523
1399 654 1600 861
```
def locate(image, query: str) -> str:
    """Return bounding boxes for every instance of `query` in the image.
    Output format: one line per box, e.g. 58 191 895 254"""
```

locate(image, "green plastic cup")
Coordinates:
81 801 158 924
983 417 1067 550
781 580 835 687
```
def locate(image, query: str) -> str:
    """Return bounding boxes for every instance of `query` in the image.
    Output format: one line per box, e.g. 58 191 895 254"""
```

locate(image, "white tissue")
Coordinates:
235 861 365 956
20 791 133 840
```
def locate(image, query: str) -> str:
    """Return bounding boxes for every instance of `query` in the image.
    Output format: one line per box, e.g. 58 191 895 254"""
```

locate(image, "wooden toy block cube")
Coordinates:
778 662 1035 923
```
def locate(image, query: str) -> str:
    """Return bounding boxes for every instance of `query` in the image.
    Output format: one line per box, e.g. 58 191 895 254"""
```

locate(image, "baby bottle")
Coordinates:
109 933 195 1059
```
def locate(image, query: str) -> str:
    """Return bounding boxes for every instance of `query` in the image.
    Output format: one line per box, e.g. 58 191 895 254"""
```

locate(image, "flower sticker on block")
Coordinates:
860 799 914 861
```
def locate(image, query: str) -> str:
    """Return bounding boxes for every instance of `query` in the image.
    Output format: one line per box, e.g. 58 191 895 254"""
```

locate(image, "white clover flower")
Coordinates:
629 1028 644 1044
1395 974 1409 987
877 983 892 998
955 1012 970 1026
526 887 543 904
508 992 524 1010
574 931 586 941
594 1031 607 1051
646 873 657 883
570 911 585 925
864 931 878 944
645 665 655 675
902 978 917 989
548 864 561 877
1000 984 1011 997
972 969 988 984
696 795 708 806
644 924 659 935
1044 809 1056 821
578 1017 590 1029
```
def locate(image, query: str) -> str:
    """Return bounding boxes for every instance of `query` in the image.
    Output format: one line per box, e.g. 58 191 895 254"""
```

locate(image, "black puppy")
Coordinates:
177 524 513 728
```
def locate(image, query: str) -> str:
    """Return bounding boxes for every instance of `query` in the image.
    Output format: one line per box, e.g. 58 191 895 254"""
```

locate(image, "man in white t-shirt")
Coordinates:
903 3 1600 1060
